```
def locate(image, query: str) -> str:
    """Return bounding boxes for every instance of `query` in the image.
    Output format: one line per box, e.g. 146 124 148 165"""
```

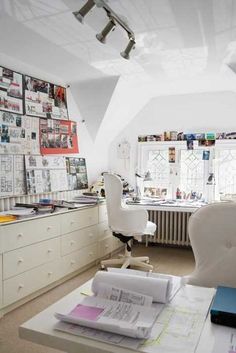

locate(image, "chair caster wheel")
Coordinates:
145 260 150 264
100 265 106 270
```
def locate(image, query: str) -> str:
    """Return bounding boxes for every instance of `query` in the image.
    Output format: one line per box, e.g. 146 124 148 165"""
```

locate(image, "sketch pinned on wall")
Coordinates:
0 66 23 115
24 75 68 120
0 155 26 197
25 155 68 194
13 155 26 195
0 155 14 197
66 157 88 190
40 118 78 154
0 111 40 154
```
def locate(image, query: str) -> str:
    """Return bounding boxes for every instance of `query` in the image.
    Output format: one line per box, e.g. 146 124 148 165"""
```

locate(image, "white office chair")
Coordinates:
185 202 236 288
101 173 156 271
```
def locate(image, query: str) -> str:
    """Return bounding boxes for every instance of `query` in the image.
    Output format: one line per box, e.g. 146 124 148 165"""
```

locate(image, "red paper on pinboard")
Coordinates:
40 118 79 154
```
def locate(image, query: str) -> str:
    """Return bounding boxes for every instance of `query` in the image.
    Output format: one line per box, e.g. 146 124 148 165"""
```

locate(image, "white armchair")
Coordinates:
101 173 156 271
185 202 236 288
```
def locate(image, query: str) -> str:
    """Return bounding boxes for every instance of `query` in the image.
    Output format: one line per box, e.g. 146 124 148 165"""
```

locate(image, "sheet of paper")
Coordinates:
54 321 143 350
139 286 215 353
96 283 153 307
107 268 182 301
211 326 236 353
55 295 160 339
92 271 171 303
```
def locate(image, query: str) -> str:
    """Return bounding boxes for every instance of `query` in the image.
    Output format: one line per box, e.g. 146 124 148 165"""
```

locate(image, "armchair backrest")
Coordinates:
103 173 148 236
187 202 236 288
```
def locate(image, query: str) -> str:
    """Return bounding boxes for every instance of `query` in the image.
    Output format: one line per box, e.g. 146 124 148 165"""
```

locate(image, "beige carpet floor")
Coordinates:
0 244 195 353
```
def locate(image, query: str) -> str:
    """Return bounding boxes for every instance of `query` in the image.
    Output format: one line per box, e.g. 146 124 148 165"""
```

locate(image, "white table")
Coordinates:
19 279 223 353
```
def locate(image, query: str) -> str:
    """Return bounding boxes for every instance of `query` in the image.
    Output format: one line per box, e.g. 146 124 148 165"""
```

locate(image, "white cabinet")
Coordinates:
0 214 61 253
0 204 119 316
3 237 60 280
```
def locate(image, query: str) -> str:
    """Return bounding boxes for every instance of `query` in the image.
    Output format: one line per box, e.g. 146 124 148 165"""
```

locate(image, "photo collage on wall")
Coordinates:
0 65 85 198
66 157 88 190
0 111 39 154
0 66 23 114
24 75 68 120
39 118 78 154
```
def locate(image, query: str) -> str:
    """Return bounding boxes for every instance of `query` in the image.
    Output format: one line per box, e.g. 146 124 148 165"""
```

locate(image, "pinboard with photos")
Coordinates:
24 75 68 120
25 155 68 194
0 111 40 154
66 157 88 190
0 66 23 114
39 118 79 154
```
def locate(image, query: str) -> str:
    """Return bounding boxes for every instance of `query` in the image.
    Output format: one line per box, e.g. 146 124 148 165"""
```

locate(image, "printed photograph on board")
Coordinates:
66 157 88 190
24 75 68 119
0 66 23 114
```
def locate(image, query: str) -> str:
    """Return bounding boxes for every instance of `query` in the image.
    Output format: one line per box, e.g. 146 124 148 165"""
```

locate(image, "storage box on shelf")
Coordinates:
0 203 122 317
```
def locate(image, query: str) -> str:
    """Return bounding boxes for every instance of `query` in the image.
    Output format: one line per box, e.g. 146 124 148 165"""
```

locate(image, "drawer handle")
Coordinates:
18 257 24 263
105 245 109 249
70 241 75 245
47 226 52 231
47 249 53 253
70 221 75 225
48 271 53 276
71 260 75 265
17 233 23 238
18 284 24 289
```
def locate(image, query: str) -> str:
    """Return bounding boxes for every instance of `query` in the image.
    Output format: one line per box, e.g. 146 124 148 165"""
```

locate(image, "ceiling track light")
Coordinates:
73 0 136 59
96 18 116 44
120 37 136 60
73 0 95 24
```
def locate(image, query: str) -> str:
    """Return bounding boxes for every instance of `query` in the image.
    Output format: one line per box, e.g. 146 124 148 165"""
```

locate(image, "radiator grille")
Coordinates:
148 210 192 246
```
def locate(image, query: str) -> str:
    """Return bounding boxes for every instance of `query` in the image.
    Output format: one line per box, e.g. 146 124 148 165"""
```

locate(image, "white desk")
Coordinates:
19 280 221 353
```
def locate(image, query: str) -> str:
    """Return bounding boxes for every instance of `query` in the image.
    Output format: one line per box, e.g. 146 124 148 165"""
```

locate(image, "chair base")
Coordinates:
101 254 153 271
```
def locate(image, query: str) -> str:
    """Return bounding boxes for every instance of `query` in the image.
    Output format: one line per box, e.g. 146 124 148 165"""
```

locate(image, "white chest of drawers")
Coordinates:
0 203 122 317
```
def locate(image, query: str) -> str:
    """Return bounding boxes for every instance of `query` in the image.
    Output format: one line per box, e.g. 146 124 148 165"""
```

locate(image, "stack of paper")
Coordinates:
54 270 174 339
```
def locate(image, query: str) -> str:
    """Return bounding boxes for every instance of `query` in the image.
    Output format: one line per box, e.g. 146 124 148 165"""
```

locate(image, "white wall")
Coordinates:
108 90 236 187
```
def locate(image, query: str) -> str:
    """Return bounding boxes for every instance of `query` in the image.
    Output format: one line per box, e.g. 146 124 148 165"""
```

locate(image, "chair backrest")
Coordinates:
187 202 236 288
103 173 148 236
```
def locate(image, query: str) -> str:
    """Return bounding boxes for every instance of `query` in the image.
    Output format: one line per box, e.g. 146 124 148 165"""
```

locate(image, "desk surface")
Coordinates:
19 279 222 353
126 199 206 212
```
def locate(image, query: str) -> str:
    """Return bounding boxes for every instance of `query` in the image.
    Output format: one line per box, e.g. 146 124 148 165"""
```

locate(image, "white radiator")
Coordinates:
148 210 192 246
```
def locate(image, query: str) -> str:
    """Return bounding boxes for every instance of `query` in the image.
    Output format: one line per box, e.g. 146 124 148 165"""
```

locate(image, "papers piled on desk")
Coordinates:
55 269 172 340
54 269 215 352
73 195 105 204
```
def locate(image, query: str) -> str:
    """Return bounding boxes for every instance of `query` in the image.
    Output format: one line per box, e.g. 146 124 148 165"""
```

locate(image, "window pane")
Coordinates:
180 150 204 196
144 150 170 197
215 149 236 196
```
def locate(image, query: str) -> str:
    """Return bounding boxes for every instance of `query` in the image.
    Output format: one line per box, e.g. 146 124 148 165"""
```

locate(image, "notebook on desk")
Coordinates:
210 286 236 328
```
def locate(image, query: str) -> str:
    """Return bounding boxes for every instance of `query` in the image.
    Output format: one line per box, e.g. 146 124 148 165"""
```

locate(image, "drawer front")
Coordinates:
61 243 98 276
112 236 123 251
98 221 112 240
3 259 63 307
3 238 60 280
61 208 98 235
99 236 113 258
61 225 98 256
1 215 61 252
98 204 108 223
